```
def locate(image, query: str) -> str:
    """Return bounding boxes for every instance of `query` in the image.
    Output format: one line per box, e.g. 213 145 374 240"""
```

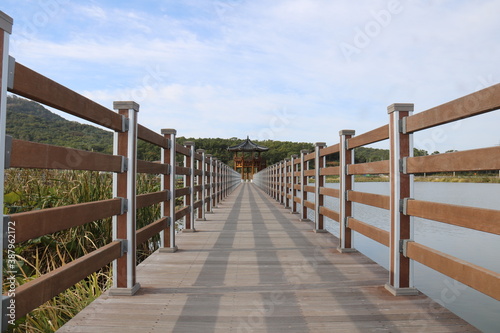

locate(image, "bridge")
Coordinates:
1 11 499 332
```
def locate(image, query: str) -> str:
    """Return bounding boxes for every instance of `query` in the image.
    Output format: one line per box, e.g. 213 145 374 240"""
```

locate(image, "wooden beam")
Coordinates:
11 198 122 244
137 160 170 174
9 62 123 131
320 143 340 157
348 217 390 247
407 199 500 235
406 146 500 173
175 143 191 156
405 83 500 133
348 191 390 210
348 160 389 175
11 139 123 172
11 241 122 319
138 125 169 148
136 191 168 209
320 206 339 222
136 218 168 245
320 166 340 176
347 125 389 149
406 241 500 301
320 187 340 198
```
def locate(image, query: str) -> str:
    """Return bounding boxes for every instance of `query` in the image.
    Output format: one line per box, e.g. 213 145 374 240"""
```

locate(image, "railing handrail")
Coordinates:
253 84 500 301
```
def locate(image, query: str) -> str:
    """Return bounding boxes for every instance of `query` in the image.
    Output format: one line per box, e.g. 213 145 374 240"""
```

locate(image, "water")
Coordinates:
301 182 500 332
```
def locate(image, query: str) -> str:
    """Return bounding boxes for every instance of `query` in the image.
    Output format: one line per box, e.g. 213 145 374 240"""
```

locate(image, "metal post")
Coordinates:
290 155 298 213
385 103 418 296
0 11 13 332
110 101 140 296
196 149 206 221
213 158 219 207
300 149 309 221
314 143 327 233
338 130 356 252
206 155 213 213
284 158 291 208
184 142 195 232
160 129 177 253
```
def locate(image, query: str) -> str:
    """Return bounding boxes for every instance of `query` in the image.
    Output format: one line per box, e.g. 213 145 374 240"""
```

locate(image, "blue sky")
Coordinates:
2 0 500 153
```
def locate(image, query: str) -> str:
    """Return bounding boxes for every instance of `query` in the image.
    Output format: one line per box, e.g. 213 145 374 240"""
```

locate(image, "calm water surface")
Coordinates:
303 182 500 332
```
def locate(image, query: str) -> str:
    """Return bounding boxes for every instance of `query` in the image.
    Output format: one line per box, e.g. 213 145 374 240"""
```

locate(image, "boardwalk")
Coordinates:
59 183 477 332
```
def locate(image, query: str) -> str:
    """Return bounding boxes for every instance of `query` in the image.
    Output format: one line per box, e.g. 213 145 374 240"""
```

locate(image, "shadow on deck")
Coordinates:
58 183 477 333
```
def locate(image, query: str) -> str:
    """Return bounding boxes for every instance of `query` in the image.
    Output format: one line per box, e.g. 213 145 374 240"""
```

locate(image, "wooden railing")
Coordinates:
0 12 240 330
254 84 500 300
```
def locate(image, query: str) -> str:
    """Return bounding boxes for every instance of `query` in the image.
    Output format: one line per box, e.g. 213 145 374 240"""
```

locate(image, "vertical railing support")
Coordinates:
0 11 13 332
284 158 291 208
197 149 206 221
290 154 298 214
110 101 140 296
213 158 219 207
338 130 356 253
160 129 178 253
314 142 327 233
184 141 195 232
300 149 310 221
206 155 213 213
385 103 418 296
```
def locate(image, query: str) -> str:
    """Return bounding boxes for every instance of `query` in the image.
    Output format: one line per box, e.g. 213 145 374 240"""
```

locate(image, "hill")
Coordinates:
6 95 415 165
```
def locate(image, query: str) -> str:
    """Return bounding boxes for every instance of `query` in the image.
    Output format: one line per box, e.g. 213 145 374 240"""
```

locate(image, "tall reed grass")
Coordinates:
3 169 163 332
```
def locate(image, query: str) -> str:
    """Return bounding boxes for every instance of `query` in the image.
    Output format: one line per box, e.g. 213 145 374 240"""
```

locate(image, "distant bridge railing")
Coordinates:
0 12 240 331
254 83 500 300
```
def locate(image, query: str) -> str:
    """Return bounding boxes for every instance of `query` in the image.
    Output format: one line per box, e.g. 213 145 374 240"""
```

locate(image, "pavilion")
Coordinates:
227 137 269 180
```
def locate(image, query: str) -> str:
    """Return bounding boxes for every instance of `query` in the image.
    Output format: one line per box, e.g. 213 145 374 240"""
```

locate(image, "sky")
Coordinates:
2 0 500 153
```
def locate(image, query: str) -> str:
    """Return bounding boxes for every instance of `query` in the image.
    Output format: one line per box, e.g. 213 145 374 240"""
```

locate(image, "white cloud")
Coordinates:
3 0 499 151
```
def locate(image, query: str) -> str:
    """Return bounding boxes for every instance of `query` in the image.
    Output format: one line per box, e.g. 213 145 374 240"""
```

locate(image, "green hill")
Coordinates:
6 95 113 154
6 95 415 165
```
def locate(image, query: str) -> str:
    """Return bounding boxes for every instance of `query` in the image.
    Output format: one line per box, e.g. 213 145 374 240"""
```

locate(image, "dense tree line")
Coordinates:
6 95 433 167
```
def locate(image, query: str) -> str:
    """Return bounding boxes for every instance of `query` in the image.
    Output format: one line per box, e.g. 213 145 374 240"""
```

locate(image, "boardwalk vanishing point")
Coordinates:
59 183 477 333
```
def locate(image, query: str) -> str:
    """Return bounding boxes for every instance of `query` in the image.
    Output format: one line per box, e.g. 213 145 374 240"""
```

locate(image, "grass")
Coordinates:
3 169 164 332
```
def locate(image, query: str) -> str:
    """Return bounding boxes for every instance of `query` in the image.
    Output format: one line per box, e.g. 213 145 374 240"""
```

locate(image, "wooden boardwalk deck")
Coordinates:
59 183 478 332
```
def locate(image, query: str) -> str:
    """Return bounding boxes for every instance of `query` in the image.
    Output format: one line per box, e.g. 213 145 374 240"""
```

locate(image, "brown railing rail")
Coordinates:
0 12 240 330
254 85 500 301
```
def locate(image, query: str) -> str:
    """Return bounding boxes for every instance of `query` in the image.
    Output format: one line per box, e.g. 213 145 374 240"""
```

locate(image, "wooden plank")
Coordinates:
137 191 168 209
137 125 168 148
13 241 122 319
406 241 500 301
136 218 167 245
193 200 203 209
320 143 340 157
176 143 191 156
193 184 203 192
320 187 340 198
176 166 191 176
320 166 340 176
347 125 389 149
348 217 390 247
304 200 315 210
320 206 339 222
304 152 315 162
406 83 500 133
406 199 500 235
348 191 390 210
304 169 315 177
175 206 190 220
176 187 190 197
10 139 123 172
9 62 123 131
406 147 500 173
304 185 315 193
348 160 389 175
293 197 301 204
137 160 169 174
11 198 122 244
